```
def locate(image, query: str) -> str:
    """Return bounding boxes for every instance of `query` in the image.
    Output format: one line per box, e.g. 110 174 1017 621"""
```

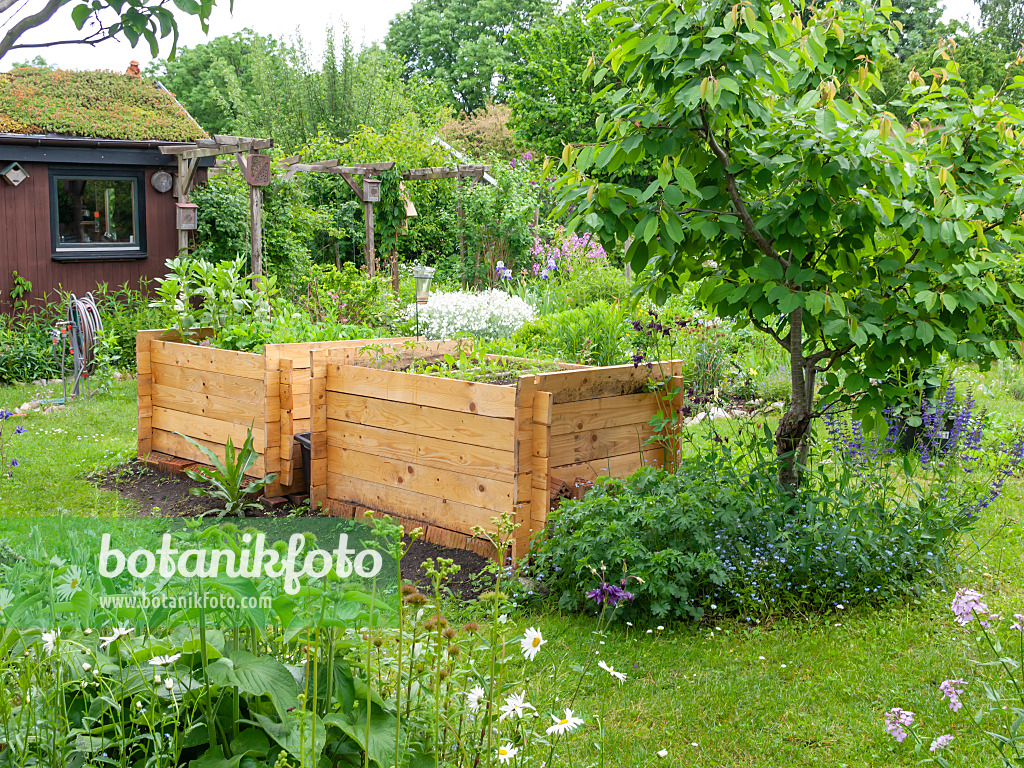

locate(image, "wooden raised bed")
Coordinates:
307 348 683 557
136 330 411 497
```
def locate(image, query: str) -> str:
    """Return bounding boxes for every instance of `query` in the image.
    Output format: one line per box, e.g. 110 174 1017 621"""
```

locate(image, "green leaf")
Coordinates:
804 291 826 316
916 321 935 344
71 4 92 29
254 712 326 768
324 706 401 768
206 651 299 718
940 293 957 313
673 166 697 194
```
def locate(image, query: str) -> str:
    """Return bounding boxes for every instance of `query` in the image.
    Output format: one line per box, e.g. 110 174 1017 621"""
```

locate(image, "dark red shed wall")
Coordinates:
0 162 181 312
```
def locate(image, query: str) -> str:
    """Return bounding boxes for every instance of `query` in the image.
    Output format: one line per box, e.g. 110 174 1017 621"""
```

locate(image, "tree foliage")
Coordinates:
152 29 448 149
558 0 1024 486
0 0 223 63
890 0 945 60
385 0 555 114
505 2 615 159
980 0 1024 51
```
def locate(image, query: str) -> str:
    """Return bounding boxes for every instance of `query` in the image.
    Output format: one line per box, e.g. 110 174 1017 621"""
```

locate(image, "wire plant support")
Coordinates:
48 292 103 404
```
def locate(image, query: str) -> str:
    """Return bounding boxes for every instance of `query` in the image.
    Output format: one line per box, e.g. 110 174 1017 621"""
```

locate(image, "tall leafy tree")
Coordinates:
505 3 614 158
980 0 1023 50
559 0 1024 486
147 30 269 135
891 0 945 60
385 0 555 114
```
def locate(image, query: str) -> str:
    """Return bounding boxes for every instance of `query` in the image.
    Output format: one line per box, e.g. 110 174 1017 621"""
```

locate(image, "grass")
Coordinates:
3 373 1024 766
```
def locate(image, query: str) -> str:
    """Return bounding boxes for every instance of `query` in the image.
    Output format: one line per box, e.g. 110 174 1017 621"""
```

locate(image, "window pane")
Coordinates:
55 178 137 248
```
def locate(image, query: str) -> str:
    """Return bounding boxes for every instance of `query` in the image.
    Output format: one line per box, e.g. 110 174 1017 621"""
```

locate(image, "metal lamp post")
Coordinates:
412 265 435 339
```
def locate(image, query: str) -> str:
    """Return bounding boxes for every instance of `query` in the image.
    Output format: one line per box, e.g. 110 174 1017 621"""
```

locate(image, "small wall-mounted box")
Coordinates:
363 179 381 202
176 202 198 230
1 162 28 187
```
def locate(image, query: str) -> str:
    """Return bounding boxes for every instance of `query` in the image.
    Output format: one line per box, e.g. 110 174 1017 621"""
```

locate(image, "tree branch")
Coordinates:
6 30 117 51
700 109 786 267
748 309 788 349
0 0 22 14
0 0 73 60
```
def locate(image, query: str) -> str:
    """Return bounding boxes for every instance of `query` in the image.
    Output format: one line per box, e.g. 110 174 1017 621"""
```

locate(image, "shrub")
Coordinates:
411 289 534 340
510 301 630 366
530 430 974 623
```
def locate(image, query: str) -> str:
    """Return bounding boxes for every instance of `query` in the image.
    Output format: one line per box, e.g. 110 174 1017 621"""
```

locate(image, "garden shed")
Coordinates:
0 66 209 312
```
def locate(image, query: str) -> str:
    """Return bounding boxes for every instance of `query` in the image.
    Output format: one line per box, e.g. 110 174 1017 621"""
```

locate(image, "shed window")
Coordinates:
49 168 146 261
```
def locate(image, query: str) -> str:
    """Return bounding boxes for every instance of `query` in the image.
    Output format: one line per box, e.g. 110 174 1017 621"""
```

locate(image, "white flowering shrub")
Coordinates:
409 289 535 340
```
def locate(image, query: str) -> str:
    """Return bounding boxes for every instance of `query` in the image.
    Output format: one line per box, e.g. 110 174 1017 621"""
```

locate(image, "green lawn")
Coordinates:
2 378 1024 766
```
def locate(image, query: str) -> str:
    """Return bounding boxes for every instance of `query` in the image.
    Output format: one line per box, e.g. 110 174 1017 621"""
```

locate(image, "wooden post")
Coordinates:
456 175 466 285
309 350 329 510
176 156 190 255
389 247 399 299
364 200 375 278
250 183 263 280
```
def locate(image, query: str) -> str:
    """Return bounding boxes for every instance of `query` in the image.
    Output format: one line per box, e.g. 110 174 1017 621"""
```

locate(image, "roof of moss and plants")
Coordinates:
0 67 207 142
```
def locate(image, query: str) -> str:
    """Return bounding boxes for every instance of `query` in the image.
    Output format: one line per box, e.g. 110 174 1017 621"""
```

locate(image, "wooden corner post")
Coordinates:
309 350 329 510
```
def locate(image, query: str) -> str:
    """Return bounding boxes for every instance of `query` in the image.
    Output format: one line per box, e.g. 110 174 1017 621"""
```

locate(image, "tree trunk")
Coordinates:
774 308 815 487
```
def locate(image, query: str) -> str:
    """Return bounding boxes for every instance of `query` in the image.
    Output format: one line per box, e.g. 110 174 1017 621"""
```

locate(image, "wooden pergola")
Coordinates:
159 134 489 281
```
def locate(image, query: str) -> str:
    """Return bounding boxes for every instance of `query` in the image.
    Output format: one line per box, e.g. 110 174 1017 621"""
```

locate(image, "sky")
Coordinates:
0 0 984 72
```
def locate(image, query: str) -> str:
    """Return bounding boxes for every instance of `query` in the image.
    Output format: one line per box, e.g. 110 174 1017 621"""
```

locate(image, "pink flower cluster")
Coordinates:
884 708 914 742
939 679 966 712
951 587 995 628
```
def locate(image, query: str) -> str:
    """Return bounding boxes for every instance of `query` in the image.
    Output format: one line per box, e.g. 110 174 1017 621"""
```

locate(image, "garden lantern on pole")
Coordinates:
412 265 436 339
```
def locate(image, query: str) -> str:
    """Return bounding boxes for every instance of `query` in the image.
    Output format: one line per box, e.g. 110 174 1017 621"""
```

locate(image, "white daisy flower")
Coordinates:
520 627 545 661
55 566 84 600
598 660 627 684
496 743 519 764
148 653 181 667
41 629 60 655
466 685 485 713
497 614 508 624
99 627 132 649
499 691 535 721
546 708 584 736
164 677 175 691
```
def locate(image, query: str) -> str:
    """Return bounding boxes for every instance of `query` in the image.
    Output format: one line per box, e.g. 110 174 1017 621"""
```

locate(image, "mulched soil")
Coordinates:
92 461 495 599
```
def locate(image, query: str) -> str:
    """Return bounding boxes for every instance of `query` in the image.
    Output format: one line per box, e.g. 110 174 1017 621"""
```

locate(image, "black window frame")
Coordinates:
49 165 147 262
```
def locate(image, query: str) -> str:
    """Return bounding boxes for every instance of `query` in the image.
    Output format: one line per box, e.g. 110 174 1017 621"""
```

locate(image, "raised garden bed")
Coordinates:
135 329 410 498
137 331 683 557
306 344 684 558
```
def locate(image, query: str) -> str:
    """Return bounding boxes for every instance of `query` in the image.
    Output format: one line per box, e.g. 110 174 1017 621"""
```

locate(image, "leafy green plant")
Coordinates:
177 428 276 516
530 425 973 623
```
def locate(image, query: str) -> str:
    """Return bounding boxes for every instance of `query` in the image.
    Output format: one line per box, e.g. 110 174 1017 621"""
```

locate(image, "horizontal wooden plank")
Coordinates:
152 363 265 404
268 338 413 369
327 473 502 534
152 430 265 478
549 449 664 485
152 407 265 453
327 422 515 483
550 394 659 436
549 422 656 465
326 392 515 450
331 366 516 418
152 384 264 428
530 360 683 404
151 342 265 380
328 446 513 512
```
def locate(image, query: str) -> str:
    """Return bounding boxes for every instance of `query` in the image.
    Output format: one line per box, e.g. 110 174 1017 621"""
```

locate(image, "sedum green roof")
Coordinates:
0 67 206 142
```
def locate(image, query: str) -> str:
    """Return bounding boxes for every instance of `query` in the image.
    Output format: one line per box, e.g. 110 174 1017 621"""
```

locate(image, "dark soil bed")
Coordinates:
92 462 495 599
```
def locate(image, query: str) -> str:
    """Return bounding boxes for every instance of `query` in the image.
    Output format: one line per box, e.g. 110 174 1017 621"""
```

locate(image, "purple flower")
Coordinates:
1012 614 1024 631
0 410 10 421
15 426 25 434
951 587 990 627
930 734 953 752
939 679 965 712
10 459 18 468
884 708 914 742
586 581 635 607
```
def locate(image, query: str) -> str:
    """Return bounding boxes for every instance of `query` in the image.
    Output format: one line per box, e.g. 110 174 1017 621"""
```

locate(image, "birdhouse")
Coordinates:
1 162 28 187
176 202 198 230
363 179 381 202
